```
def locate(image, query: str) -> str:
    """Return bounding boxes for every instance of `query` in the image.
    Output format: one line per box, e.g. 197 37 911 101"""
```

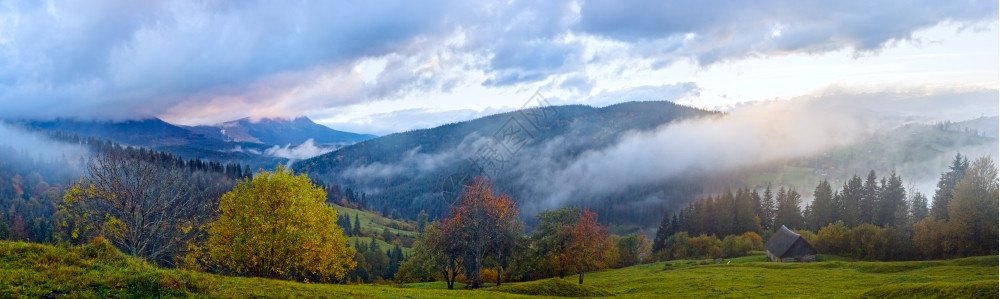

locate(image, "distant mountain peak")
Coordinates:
190 115 374 146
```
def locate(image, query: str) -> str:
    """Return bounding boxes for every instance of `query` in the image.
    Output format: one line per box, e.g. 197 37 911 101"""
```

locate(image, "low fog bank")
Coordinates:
264 139 338 162
513 89 998 212
899 142 999 200
0 122 89 168
339 134 489 194
329 89 997 219
517 95 873 212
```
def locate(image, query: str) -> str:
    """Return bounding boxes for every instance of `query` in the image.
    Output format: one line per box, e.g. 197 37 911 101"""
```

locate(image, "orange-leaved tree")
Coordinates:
206 165 355 282
558 208 612 284
450 177 521 288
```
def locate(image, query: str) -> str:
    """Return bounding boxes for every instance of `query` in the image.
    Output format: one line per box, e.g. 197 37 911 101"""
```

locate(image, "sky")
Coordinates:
0 0 997 135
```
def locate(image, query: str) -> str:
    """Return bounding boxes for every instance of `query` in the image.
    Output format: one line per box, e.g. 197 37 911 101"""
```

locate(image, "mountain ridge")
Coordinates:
186 116 377 146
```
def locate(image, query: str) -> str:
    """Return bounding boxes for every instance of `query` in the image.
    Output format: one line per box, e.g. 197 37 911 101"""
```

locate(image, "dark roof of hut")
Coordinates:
765 225 817 258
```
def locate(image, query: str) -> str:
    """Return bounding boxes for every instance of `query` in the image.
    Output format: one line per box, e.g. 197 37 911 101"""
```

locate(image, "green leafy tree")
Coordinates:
947 157 999 256
721 235 752 258
814 221 849 254
206 165 356 282
531 207 581 278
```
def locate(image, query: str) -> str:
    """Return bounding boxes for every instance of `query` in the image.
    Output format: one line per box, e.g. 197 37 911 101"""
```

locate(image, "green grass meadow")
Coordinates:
2 240 995 298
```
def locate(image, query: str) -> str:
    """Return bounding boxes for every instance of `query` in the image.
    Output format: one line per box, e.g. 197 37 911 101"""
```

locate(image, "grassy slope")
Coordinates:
583 253 998 298
2 241 995 298
330 204 417 238
329 204 417 255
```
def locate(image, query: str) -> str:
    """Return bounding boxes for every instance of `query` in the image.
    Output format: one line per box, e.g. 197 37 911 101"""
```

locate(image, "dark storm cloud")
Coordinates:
0 0 460 121
0 0 995 124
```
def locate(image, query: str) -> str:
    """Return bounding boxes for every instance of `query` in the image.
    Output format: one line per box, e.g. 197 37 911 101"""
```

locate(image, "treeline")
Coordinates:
0 145 77 243
653 154 999 261
1 134 253 267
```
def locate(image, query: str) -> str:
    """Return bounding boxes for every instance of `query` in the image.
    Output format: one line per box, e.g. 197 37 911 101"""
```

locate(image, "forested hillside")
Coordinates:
294 101 997 232
295 101 718 225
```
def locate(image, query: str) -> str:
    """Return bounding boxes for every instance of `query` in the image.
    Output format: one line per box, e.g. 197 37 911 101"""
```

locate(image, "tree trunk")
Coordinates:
496 266 502 286
471 255 482 288
559 270 564 279
444 271 454 289
579 272 584 284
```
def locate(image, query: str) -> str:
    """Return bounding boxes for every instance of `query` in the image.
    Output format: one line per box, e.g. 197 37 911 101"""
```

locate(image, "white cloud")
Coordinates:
264 139 336 160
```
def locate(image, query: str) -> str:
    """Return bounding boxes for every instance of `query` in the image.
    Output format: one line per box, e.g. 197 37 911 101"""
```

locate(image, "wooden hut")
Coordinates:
765 225 817 262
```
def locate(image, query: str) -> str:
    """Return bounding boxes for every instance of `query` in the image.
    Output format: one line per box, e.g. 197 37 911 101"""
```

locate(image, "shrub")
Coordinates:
689 234 722 259
722 235 753 258
739 232 764 250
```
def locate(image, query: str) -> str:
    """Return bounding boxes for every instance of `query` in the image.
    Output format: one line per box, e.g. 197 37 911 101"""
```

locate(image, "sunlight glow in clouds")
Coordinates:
0 0 996 135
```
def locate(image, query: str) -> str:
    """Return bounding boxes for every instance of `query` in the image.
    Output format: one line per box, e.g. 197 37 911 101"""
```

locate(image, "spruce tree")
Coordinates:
760 184 775 231
877 171 907 227
859 170 880 224
353 213 362 236
808 180 835 230
839 175 863 227
910 191 929 221
931 153 969 220
653 211 673 253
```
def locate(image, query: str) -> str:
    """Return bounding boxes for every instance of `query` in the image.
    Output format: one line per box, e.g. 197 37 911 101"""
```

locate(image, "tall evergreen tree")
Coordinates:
759 184 775 231
773 187 803 230
839 175 863 227
859 170 880 224
877 171 908 227
416 210 429 233
808 180 836 230
353 213 362 236
735 188 761 234
653 211 674 253
931 153 969 220
910 191 929 221
717 190 736 236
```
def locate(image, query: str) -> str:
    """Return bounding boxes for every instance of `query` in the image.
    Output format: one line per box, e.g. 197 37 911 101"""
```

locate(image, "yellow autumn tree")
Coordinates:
207 165 355 282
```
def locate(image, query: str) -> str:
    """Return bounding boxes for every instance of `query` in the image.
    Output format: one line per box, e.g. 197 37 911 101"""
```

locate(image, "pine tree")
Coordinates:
877 171 907 227
910 191 929 221
859 170 880 224
808 180 835 230
653 211 674 253
353 213 362 236
734 188 760 235
931 153 969 220
760 184 775 231
839 175 863 227
773 187 804 230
